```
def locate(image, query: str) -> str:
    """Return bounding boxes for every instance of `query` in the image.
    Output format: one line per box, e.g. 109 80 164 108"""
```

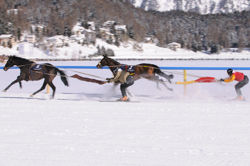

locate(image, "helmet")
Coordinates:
227 68 233 75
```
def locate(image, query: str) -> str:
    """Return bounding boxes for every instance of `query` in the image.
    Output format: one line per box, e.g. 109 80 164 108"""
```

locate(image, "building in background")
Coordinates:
25 35 36 43
167 42 181 50
0 34 16 47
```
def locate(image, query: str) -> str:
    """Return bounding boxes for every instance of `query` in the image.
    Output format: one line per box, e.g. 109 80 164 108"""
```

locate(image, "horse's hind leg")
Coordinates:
19 81 22 89
19 77 23 89
159 79 173 91
47 82 56 99
153 76 173 91
156 82 161 90
158 72 174 83
16 76 23 89
31 80 47 97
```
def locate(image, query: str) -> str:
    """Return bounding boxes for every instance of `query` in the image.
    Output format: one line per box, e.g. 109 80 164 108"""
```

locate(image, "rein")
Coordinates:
104 63 202 78
67 69 106 79
12 62 105 80
9 58 202 82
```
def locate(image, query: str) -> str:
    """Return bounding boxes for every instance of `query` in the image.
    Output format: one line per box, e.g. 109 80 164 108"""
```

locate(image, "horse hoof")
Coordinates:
30 95 33 97
169 74 174 79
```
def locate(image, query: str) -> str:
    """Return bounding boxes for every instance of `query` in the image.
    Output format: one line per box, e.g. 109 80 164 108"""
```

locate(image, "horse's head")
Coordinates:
3 56 15 71
96 55 108 68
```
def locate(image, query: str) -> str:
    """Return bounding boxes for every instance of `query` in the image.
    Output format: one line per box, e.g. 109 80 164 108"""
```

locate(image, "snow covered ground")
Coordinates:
2 39 250 60
0 60 250 166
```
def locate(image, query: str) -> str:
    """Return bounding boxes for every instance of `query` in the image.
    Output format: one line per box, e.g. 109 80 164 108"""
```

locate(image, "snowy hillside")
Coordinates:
130 0 250 14
1 39 250 60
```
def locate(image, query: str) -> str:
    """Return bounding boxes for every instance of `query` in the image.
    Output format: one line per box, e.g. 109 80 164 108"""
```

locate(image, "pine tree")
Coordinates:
67 28 71 37
106 48 115 56
101 46 106 55
17 27 21 41
238 35 245 52
192 40 198 52
30 26 33 34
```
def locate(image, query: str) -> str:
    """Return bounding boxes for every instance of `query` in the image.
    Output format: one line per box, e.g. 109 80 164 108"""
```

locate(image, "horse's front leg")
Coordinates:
156 82 161 91
3 75 24 92
155 76 173 91
146 75 172 91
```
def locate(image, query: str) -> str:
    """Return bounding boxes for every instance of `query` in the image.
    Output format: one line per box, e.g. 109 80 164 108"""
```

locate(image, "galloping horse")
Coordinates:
96 55 173 91
3 56 69 98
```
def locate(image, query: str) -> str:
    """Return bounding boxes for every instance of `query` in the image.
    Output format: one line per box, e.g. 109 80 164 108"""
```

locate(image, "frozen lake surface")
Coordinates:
0 60 250 166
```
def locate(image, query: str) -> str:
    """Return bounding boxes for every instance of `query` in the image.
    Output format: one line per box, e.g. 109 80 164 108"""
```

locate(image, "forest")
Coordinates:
1 0 250 53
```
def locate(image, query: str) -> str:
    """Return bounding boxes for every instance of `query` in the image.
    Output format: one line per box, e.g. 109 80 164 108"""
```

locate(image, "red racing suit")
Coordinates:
224 71 248 97
224 72 244 82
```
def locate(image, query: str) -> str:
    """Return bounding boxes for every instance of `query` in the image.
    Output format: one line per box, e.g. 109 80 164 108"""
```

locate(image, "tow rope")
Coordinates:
71 74 106 85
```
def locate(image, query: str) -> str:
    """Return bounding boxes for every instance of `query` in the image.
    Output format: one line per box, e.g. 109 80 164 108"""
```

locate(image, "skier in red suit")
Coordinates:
220 68 249 100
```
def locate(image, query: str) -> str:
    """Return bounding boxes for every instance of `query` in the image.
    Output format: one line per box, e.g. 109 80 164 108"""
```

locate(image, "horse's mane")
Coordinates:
108 57 120 65
12 56 34 64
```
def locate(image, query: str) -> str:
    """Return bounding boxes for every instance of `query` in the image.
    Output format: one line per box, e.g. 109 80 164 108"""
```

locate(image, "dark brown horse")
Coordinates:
96 55 173 91
3 56 69 98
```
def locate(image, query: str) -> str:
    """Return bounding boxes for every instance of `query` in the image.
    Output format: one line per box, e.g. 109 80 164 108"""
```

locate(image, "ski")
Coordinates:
229 98 246 101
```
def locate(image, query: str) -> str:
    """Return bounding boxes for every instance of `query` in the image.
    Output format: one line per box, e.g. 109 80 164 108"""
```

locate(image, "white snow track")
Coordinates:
1 60 250 166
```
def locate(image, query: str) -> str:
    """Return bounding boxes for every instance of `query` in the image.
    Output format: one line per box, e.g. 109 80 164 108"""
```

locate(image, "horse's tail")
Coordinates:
56 68 69 86
152 64 174 83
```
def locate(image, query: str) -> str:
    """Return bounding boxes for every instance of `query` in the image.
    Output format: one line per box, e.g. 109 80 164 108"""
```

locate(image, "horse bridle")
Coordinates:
3 58 14 71
98 57 108 68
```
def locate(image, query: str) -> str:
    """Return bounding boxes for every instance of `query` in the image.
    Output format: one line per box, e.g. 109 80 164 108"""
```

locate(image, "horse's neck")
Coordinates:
15 59 33 68
108 62 118 71
108 59 119 68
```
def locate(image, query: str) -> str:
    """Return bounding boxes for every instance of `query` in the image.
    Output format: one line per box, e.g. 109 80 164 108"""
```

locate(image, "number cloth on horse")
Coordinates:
31 64 43 71
29 63 45 80
120 64 135 74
